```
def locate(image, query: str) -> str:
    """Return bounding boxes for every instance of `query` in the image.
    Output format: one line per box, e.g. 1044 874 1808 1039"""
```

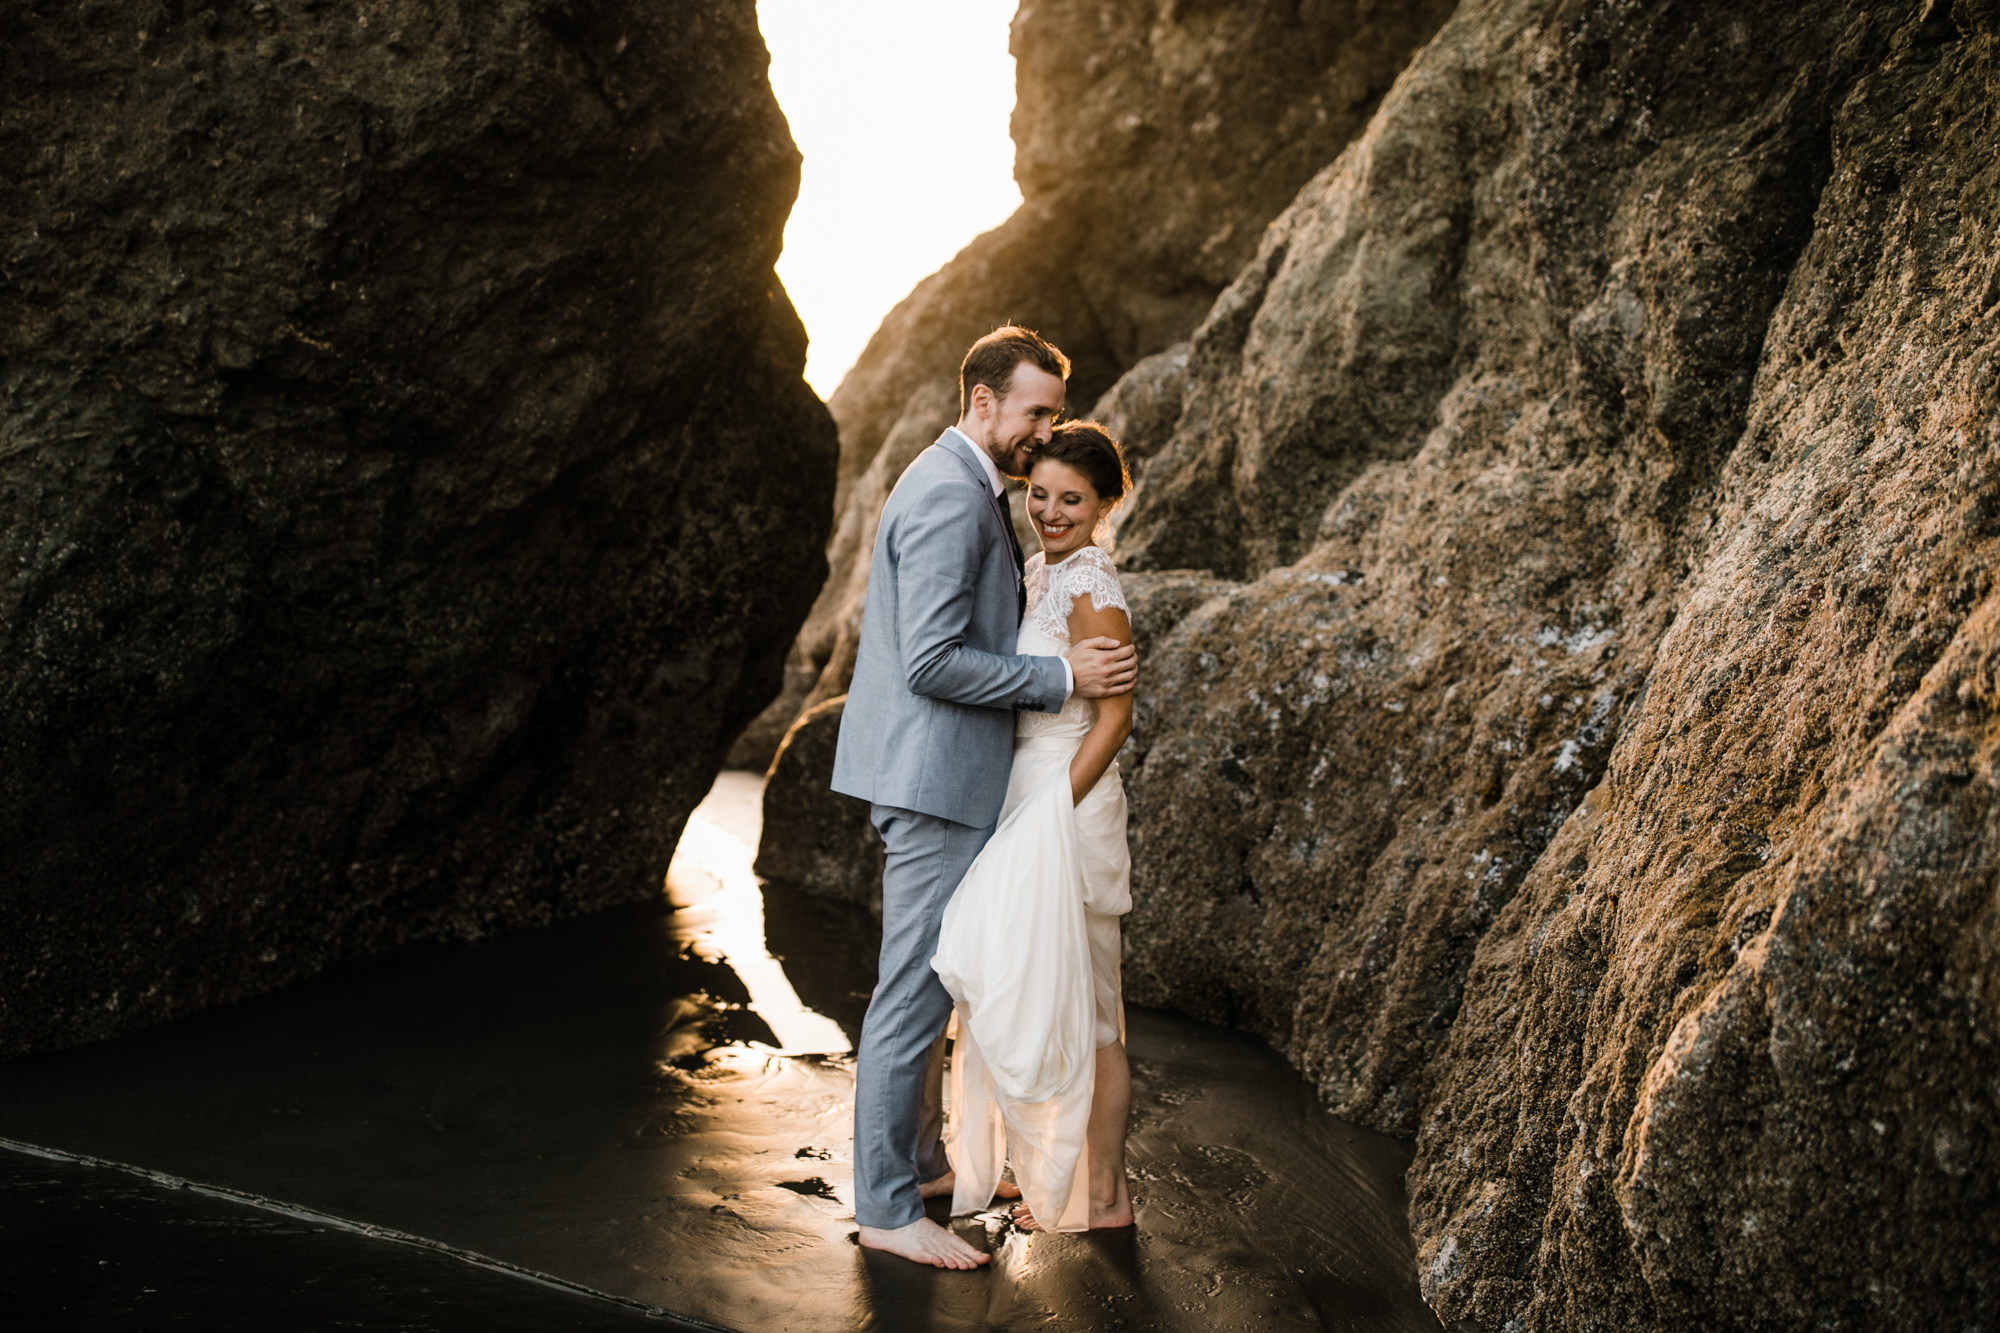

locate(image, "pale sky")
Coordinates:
758 1 1023 398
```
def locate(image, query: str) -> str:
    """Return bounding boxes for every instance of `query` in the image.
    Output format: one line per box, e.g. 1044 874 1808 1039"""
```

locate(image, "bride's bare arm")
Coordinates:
1066 595 1134 804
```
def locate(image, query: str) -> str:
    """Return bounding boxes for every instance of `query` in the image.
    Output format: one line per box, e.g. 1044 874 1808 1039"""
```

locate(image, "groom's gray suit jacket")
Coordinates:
831 431 1069 828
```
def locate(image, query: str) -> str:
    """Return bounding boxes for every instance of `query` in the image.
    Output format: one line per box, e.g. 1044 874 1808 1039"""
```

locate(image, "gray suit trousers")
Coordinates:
852 803 996 1229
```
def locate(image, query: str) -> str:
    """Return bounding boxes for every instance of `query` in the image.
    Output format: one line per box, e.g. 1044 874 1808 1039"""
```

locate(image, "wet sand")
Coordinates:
0 1146 673 1330
0 774 1438 1331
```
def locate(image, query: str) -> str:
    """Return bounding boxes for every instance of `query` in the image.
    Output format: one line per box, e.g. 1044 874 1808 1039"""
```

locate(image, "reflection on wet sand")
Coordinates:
0 773 1439 1331
667 773 850 1058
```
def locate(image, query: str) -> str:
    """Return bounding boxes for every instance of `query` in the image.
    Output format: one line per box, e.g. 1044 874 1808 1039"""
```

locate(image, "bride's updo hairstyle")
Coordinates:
1035 420 1131 505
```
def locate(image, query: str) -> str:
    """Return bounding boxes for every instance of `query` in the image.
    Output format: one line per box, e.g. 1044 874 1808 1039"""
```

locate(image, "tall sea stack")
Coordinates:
0 0 835 1054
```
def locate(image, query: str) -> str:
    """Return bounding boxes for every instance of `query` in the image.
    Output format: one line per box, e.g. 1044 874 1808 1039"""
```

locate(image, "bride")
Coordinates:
931 420 1135 1233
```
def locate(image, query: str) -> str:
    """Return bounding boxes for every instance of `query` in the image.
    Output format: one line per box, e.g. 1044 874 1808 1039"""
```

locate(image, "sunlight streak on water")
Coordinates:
666 772 853 1057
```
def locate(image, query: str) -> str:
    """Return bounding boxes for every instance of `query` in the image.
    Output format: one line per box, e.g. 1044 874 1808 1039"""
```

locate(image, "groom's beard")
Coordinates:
967 418 1035 481
993 438 1035 482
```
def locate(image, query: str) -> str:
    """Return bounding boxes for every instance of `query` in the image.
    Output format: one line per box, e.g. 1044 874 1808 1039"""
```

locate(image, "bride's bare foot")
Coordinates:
856 1217 990 1269
1009 1182 1134 1232
1091 1182 1135 1230
919 1170 1020 1202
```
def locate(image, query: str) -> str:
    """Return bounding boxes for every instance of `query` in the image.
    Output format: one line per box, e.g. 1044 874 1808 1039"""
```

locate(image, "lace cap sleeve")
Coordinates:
1055 545 1127 618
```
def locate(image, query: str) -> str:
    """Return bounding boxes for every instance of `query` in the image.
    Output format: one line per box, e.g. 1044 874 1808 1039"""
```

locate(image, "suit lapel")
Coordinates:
938 431 1028 623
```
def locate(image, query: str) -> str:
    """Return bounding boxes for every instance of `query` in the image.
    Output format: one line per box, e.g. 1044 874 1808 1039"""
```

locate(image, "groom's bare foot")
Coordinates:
857 1217 990 1269
919 1170 1020 1202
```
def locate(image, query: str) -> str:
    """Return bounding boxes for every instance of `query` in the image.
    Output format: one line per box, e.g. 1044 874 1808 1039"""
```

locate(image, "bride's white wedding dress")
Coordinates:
931 544 1131 1233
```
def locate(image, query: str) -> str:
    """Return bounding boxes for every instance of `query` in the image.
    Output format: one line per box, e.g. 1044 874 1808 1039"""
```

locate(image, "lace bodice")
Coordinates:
1018 546 1128 739
1022 546 1127 647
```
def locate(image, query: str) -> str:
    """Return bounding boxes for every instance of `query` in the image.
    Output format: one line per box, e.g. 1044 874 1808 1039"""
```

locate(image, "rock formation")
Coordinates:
729 0 1459 767
1107 0 1999 1326
754 0 1998 1325
0 0 835 1055
752 697 883 910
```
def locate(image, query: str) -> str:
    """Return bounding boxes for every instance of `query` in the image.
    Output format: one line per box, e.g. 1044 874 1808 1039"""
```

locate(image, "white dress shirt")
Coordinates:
944 427 1074 701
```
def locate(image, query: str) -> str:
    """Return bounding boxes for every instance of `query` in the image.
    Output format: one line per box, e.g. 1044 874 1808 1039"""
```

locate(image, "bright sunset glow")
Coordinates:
758 1 1023 398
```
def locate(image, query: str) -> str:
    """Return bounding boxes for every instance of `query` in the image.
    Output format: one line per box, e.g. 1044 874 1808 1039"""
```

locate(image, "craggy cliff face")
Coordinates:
1111 0 1998 1326
731 0 1457 765
0 1 835 1054
757 0 1996 1325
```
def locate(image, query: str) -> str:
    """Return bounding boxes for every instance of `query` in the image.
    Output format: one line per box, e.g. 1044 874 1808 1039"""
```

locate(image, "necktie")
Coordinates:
992 485 1026 620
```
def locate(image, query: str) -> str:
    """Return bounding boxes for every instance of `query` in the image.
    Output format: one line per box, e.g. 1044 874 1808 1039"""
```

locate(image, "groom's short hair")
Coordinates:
959 326 1070 417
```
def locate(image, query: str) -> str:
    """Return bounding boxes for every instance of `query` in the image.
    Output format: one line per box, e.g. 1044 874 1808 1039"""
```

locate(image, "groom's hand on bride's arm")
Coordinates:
1068 636 1137 698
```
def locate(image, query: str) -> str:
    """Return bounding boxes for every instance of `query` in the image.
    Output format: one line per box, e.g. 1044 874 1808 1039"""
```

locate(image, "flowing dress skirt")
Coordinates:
931 733 1130 1232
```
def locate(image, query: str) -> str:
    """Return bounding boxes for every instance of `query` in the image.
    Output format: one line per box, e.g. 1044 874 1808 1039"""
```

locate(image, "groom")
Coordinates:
832 326 1138 1268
